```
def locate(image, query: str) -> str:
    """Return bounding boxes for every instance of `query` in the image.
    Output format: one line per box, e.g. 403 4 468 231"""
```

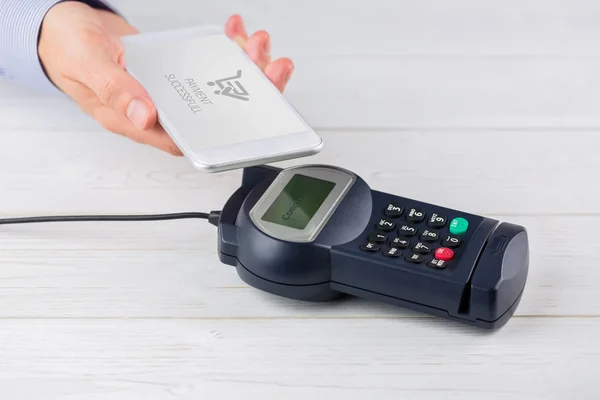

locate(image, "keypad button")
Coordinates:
384 203 404 218
406 253 424 263
413 242 432 255
383 247 402 258
420 229 439 242
428 259 447 269
369 232 388 243
391 237 410 248
442 235 461 248
397 225 417 236
435 247 454 261
376 218 396 231
407 208 426 223
428 213 447 228
360 242 380 252
449 217 469 235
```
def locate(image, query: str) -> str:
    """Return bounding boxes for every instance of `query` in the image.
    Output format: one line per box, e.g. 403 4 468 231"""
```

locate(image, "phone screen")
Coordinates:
124 33 308 150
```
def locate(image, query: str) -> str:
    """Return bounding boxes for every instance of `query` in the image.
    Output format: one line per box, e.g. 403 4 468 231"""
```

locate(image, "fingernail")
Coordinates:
126 98 149 129
285 63 294 83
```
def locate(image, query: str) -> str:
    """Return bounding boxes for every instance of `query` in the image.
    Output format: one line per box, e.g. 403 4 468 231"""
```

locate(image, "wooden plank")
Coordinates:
0 318 597 399
0 129 597 215
0 215 595 317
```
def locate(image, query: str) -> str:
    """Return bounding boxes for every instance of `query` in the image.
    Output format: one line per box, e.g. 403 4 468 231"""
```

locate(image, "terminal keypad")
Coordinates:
359 201 471 269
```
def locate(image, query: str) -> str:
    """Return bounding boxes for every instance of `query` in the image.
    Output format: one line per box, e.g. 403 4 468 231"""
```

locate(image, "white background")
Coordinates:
0 1 599 399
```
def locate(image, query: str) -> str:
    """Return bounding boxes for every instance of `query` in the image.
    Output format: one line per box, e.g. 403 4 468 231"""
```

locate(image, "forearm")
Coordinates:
0 0 119 93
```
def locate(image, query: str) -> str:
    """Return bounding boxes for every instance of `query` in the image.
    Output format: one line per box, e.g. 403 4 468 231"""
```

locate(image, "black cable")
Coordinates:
0 211 222 226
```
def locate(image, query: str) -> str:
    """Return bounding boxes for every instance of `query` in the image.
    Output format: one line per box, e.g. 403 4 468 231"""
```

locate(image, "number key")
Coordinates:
391 237 410 248
407 208 425 223
428 213 447 228
376 218 396 231
369 232 388 243
413 242 432 255
420 229 439 242
384 203 403 218
398 225 417 236
442 235 461 248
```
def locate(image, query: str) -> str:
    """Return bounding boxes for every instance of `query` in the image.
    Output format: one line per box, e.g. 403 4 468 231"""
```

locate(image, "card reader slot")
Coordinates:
456 222 500 316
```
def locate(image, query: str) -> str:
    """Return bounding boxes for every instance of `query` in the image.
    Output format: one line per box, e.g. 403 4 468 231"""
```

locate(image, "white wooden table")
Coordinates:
1 1 599 398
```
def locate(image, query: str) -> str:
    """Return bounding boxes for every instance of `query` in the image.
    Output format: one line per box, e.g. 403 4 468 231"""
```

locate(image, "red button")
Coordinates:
435 247 454 261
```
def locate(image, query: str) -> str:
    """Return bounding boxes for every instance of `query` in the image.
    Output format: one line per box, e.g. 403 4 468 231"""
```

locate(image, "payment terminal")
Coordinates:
214 164 529 330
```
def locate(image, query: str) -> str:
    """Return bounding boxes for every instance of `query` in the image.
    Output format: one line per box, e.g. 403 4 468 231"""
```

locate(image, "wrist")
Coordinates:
39 0 122 89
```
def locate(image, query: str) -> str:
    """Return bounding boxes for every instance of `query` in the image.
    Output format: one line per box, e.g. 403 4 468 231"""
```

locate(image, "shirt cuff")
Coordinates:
0 0 120 95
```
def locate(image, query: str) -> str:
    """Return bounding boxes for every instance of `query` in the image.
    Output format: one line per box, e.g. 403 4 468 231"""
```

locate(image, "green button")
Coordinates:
449 217 469 235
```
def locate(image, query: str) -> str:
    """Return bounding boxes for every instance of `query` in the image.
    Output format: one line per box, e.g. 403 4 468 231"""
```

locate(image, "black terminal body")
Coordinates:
215 164 529 330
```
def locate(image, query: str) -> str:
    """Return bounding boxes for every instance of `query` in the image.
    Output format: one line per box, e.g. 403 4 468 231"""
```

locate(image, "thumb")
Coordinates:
78 48 157 130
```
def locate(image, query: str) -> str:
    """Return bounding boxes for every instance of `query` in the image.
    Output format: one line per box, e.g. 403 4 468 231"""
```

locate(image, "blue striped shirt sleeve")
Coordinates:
0 0 119 94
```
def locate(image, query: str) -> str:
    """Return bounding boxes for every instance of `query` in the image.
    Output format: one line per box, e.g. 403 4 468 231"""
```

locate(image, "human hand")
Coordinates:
39 2 295 155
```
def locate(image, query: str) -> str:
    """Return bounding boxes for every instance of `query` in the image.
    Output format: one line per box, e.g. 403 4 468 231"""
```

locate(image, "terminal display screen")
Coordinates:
261 174 335 230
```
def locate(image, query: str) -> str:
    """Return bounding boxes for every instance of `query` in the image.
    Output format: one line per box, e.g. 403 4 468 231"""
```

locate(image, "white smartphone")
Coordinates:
120 25 322 172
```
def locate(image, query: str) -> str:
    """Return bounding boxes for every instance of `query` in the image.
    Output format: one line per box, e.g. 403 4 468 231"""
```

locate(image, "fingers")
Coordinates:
226 15 271 70
225 15 293 91
264 58 295 92
72 40 158 131
225 14 248 48
63 80 181 156
245 30 271 70
92 106 183 156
